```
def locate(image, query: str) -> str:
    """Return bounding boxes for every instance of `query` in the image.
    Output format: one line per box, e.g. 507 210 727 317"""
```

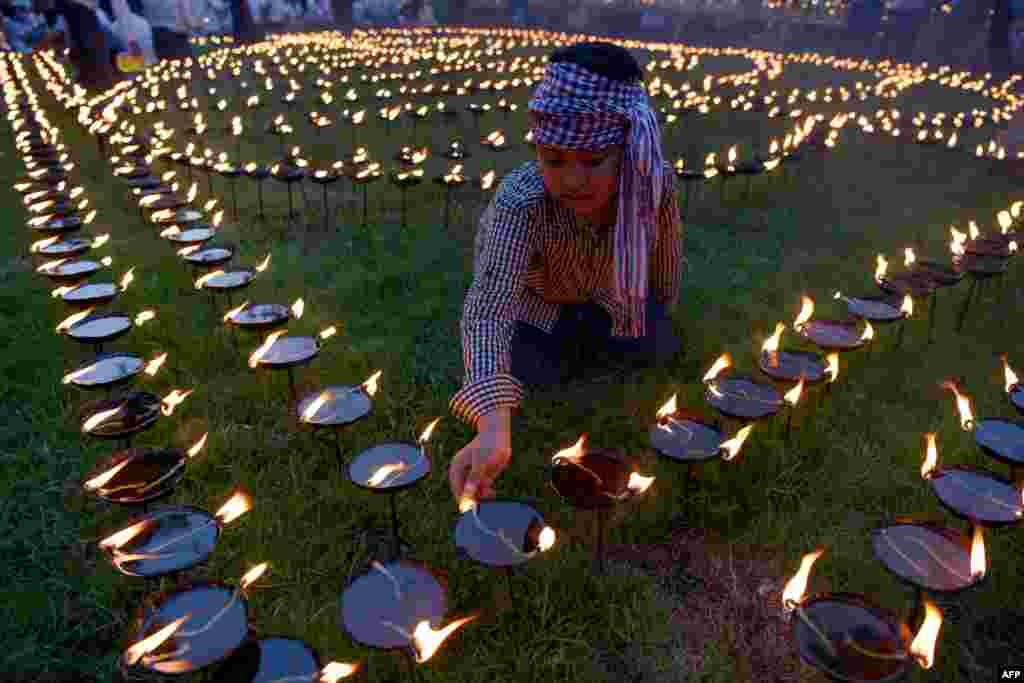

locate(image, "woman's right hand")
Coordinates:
448 408 512 509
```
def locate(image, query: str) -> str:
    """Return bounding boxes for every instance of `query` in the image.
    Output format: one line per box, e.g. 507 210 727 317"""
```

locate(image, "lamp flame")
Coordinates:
195 270 225 290
552 434 586 464
291 298 304 319
481 170 496 190
941 380 975 430
410 616 477 663
187 433 208 458
92 233 110 248
922 433 939 478
875 254 888 283
31 235 60 253
239 562 268 591
215 491 252 525
782 547 824 610
123 615 191 667
144 352 168 377
320 662 359 682
360 370 382 396
860 321 875 342
784 376 805 407
135 310 155 326
84 457 132 491
419 417 441 444
119 267 135 292
793 296 814 330
998 210 1012 234
100 518 151 550
249 330 285 368
969 221 980 241
160 389 191 416
900 294 914 317
368 463 409 487
186 182 198 204
1003 356 1019 394
627 472 655 495
702 353 732 383
301 391 332 422
969 524 986 579
255 254 271 272
52 285 73 299
720 424 753 461
762 322 785 353
908 600 943 669
224 300 248 323
57 307 94 332
656 394 677 420
904 247 916 268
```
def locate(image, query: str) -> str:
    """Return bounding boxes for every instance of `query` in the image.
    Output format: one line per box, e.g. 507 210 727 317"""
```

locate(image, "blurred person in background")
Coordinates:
51 0 118 88
2 0 47 52
881 0 931 61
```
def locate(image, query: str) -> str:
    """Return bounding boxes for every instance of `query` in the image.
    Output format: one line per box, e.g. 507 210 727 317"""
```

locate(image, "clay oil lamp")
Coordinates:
943 381 1024 483
546 435 654 573
454 497 556 599
1002 356 1023 417
296 369 381 464
214 638 358 683
340 560 475 672
783 548 944 682
100 491 250 577
121 563 268 675
963 220 1012 258
794 294 874 354
649 392 754 502
64 350 167 396
248 319 339 403
54 265 135 310
920 433 1023 526
703 353 784 423
348 416 438 558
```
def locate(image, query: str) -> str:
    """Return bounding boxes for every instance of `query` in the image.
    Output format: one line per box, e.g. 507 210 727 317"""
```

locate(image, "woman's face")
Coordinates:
536 143 623 218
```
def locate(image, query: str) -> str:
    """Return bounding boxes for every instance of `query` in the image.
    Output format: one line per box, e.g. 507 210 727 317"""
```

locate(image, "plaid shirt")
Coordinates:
448 160 683 428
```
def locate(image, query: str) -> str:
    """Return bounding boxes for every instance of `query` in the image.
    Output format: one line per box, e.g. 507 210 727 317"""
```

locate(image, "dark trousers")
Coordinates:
152 27 192 61
510 297 680 390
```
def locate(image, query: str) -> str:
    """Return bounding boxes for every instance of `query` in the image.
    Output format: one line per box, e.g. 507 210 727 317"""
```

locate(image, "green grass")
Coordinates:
1 33 1023 682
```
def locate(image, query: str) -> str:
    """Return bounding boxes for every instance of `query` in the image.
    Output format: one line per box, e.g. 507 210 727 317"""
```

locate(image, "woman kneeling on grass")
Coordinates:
448 41 684 507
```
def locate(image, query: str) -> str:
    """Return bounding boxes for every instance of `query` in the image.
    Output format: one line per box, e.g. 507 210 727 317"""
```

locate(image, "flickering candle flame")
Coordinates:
1003 356 1019 394
212 210 225 228
133 310 155 327
941 381 975 430
119 267 135 292
900 294 914 318
187 433 208 458
57 307 94 332
998 210 1012 234
319 326 338 341
969 524 985 579
793 296 814 331
84 457 133 491
123 614 191 667
31 235 60 253
52 285 73 299
249 330 286 368
552 434 586 465
907 600 942 669
160 389 191 418
762 322 785 354
177 246 200 257
222 300 248 323
410 617 477 663
319 662 359 682
215 491 252 525
703 353 732 383
368 463 409 487
627 472 655 495
37 257 69 274
874 254 888 283
84 405 124 432
950 227 967 256
144 352 168 377
904 247 916 268
969 221 980 241
239 562 268 591
101 518 152 550
186 182 198 204
782 547 824 610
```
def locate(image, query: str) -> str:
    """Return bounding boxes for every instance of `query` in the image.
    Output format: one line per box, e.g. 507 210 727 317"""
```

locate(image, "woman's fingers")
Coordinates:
448 446 471 500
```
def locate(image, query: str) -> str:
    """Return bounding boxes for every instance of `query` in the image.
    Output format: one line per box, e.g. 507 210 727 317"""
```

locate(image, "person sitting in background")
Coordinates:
139 0 198 62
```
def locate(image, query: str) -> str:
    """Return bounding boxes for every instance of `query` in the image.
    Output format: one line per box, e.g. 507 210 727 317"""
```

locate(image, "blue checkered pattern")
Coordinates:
528 61 668 339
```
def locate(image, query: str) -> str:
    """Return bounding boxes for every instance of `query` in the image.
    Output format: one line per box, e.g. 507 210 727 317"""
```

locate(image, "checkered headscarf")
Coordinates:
529 60 666 338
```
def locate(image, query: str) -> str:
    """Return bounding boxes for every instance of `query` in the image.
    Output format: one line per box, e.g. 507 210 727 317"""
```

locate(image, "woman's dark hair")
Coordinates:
549 42 644 84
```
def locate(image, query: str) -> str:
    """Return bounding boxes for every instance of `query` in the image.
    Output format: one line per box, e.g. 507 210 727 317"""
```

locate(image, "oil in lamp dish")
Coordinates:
348 417 437 558
122 563 266 675
62 350 164 390
248 323 339 401
38 256 111 286
100 492 248 577
757 322 831 384
871 520 986 593
83 433 206 505
454 499 555 568
793 296 873 352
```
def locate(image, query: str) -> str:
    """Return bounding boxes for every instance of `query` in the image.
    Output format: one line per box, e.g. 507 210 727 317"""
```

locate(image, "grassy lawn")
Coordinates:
1 32 1023 682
